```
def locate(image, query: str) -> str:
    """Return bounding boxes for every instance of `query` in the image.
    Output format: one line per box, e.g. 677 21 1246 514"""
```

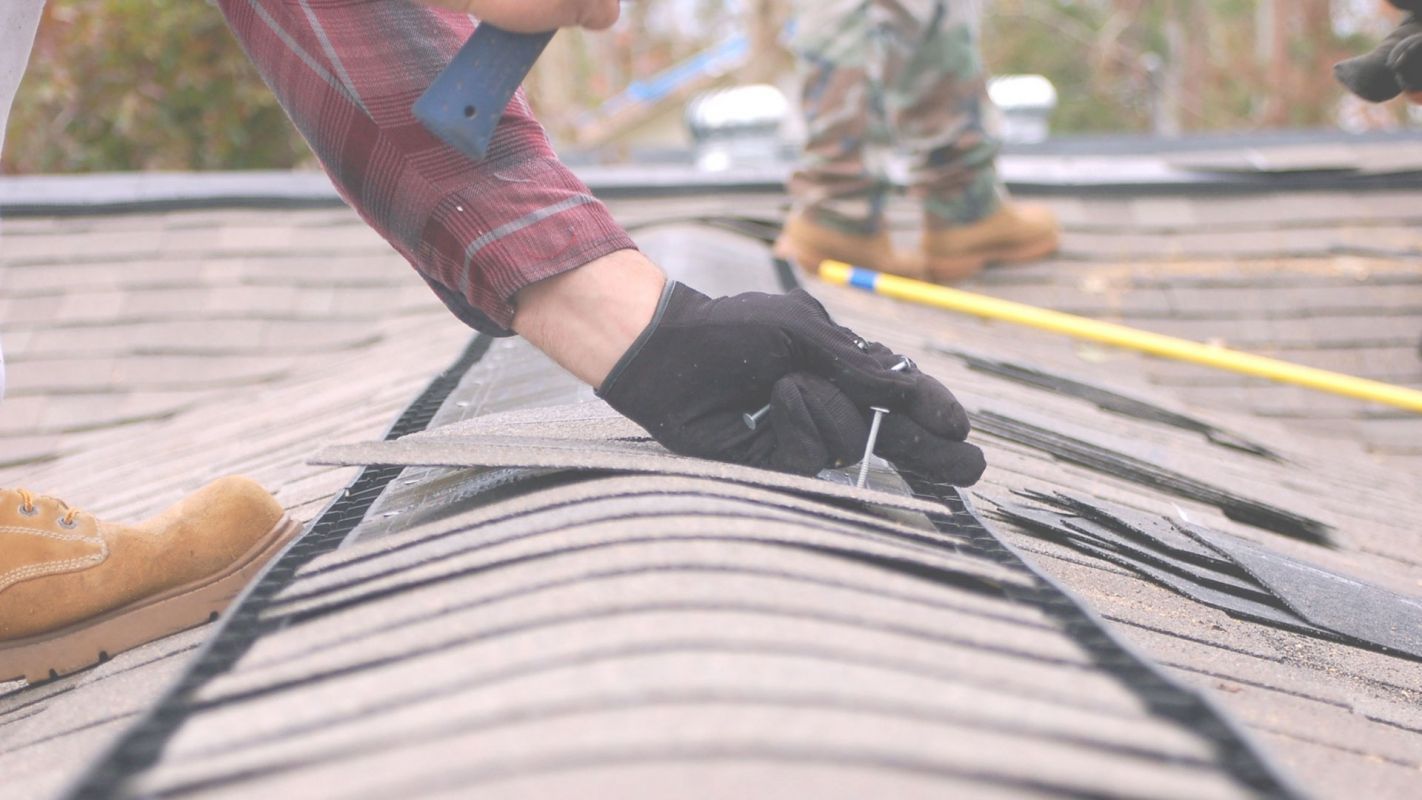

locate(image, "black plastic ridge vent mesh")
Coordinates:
906 478 1305 800
62 335 494 800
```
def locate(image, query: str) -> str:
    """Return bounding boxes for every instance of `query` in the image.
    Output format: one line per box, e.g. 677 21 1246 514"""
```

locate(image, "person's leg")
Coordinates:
786 1 888 236
0 0 47 400
885 0 1057 280
882 0 1001 227
776 1 915 275
214 0 636 335
0 0 45 159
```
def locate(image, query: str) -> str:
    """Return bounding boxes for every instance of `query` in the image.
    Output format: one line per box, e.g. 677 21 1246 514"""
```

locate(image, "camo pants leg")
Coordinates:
788 0 1005 233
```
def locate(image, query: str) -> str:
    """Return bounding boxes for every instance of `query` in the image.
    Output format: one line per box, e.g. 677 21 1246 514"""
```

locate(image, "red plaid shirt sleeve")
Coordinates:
217 0 637 335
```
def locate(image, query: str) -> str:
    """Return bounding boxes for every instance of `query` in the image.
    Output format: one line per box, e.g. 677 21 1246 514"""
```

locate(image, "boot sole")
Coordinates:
927 233 1061 281
0 514 303 684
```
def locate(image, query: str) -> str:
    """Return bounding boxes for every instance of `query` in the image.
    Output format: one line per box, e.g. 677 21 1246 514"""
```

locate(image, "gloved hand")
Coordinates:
1333 3 1422 102
597 282 986 487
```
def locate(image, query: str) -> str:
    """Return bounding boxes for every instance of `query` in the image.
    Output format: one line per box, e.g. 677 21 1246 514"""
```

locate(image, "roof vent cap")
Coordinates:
988 74 1057 143
686 84 791 171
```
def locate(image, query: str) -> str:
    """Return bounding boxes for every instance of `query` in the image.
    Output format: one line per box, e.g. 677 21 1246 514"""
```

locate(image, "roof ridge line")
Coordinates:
914 481 1308 800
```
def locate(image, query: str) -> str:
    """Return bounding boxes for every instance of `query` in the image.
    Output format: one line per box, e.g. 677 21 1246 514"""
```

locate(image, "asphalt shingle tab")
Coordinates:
123 473 1261 800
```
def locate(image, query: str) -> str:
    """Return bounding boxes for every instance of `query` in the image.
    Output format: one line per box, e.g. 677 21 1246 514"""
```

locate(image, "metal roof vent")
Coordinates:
988 74 1057 144
685 84 790 172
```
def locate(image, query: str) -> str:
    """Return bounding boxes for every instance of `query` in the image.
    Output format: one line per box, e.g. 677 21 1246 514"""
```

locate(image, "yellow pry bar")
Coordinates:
818 258 1422 415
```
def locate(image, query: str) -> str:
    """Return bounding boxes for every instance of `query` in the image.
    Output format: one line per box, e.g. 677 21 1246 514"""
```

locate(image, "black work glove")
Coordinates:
597 281 986 487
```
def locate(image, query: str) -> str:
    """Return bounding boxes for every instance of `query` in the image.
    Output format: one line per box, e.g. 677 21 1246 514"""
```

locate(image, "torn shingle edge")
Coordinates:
993 490 1422 662
970 409 1332 545
906 481 1306 800
943 348 1284 462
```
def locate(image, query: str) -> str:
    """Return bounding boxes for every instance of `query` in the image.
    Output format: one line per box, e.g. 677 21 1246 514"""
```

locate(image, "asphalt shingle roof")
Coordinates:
2 148 1421 798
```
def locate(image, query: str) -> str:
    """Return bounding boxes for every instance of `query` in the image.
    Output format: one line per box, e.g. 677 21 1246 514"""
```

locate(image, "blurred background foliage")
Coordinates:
982 0 1403 134
2 0 311 174
2 0 1414 174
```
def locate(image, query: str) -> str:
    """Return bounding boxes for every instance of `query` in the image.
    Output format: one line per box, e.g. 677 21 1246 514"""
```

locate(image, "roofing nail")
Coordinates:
742 405 771 430
743 357 912 431
857 406 890 488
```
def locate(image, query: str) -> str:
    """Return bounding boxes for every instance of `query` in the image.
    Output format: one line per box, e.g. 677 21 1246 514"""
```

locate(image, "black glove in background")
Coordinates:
597 281 986 487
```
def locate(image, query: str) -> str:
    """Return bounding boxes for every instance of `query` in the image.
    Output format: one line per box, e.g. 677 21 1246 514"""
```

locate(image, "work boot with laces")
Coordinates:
922 202 1061 281
774 212 924 278
0 476 300 682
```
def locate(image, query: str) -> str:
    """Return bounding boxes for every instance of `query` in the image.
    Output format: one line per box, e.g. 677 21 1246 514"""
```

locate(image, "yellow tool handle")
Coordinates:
818 259 1422 415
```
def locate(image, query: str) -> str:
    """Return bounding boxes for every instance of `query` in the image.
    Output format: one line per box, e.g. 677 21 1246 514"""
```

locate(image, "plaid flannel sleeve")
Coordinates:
218 0 637 335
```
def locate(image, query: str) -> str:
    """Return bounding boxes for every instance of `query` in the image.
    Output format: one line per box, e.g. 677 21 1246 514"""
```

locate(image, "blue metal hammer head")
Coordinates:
414 25 555 161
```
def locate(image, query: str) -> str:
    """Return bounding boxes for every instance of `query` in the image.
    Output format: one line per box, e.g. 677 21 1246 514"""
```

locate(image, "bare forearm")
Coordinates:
411 0 638 378
511 249 665 388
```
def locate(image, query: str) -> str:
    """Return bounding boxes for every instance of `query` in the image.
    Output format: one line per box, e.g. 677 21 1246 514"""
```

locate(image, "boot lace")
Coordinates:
15 488 82 528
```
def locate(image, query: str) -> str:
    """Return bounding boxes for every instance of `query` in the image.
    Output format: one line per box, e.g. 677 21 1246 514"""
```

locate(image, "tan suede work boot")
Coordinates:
774 213 924 278
0 476 300 682
922 202 1060 281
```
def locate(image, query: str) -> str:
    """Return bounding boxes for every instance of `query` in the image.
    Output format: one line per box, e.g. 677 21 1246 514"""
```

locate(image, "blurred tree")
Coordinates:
743 0 793 84
984 0 1145 133
984 0 1410 135
2 0 311 174
3 0 1412 173
525 0 753 149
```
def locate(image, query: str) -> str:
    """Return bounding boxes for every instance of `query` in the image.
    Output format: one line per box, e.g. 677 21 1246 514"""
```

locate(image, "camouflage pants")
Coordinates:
788 0 1004 234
